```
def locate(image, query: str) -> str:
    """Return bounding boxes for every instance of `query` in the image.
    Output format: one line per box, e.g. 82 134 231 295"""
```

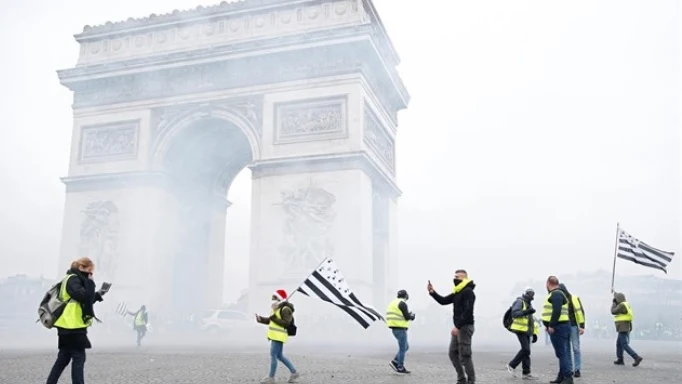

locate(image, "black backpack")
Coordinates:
502 306 513 331
37 281 69 329
287 316 297 336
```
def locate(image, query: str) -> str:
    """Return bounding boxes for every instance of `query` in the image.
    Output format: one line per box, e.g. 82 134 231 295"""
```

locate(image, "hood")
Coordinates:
279 301 295 312
614 292 626 304
558 283 570 294
465 280 476 290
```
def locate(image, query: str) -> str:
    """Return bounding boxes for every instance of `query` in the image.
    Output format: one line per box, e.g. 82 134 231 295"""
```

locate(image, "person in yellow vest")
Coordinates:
127 305 148 347
611 292 643 367
505 287 539 379
559 283 586 378
255 289 300 384
541 276 573 384
386 289 416 374
46 257 111 384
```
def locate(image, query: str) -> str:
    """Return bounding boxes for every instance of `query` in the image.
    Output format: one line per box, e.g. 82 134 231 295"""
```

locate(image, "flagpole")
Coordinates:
610 223 620 293
285 256 330 301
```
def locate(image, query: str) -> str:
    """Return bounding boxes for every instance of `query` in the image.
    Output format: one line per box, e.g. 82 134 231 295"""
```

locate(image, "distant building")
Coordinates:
1 274 54 331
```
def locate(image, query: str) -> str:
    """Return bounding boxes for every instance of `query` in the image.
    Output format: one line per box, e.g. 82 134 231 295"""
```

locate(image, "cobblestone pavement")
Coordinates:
1 342 679 384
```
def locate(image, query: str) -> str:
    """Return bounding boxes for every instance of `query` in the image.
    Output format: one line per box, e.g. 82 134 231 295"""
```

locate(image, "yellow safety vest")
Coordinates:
571 296 585 325
613 302 633 323
266 307 289 343
135 311 146 327
510 301 539 335
385 298 409 329
541 289 570 323
53 274 92 329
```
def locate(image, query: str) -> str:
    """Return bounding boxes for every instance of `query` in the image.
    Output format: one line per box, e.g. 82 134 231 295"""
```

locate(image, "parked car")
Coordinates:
199 309 261 335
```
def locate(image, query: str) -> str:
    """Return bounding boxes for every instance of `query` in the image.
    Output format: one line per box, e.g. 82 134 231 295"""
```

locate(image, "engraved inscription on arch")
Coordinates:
274 96 347 144
79 120 140 162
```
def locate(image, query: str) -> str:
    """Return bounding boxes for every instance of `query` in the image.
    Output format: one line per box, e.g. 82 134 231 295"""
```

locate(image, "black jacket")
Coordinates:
430 280 476 328
56 268 103 349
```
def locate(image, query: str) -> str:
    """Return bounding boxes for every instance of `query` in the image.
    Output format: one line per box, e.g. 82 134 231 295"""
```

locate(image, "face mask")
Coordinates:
453 279 462 285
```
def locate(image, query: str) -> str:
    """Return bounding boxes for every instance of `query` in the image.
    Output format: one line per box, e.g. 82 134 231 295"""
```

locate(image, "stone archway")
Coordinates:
57 0 409 316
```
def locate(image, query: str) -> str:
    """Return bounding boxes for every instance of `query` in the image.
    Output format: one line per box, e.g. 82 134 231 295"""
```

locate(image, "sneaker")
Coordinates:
259 377 275 384
573 370 581 378
287 371 300 383
522 373 537 380
389 360 399 372
632 356 643 367
396 366 411 374
613 359 625 365
506 365 516 377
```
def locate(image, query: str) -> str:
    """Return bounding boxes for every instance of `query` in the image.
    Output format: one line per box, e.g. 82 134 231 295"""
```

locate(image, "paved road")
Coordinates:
1 341 679 383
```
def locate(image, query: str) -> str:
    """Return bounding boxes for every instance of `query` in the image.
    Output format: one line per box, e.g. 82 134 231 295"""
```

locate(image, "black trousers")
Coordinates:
46 348 86 384
509 332 532 374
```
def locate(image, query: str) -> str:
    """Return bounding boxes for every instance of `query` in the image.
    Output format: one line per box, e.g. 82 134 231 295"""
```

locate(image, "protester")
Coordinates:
559 283 586 377
386 289 416 374
256 289 299 384
46 257 110 384
542 276 573 384
506 287 539 379
427 269 476 384
127 305 149 347
611 292 643 367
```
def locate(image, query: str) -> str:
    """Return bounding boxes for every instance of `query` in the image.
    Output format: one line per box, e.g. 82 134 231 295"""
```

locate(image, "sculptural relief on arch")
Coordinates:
56 0 409 317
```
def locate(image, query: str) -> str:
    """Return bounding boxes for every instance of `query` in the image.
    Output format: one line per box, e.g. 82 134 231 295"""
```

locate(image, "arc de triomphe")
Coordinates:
57 0 409 315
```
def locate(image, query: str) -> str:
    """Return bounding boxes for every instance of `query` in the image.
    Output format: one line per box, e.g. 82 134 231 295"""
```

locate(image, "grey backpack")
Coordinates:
37 281 69 329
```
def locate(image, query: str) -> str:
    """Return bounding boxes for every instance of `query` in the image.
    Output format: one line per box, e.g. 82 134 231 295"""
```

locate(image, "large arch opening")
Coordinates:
162 117 253 315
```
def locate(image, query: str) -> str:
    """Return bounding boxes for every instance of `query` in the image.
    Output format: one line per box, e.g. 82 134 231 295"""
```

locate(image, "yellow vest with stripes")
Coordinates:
510 300 539 335
541 289 570 323
267 307 289 343
571 295 585 325
613 302 633 323
53 274 92 329
385 298 409 329
135 311 146 327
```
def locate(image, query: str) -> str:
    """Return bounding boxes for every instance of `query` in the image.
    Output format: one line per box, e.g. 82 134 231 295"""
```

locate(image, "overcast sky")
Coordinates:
0 0 679 306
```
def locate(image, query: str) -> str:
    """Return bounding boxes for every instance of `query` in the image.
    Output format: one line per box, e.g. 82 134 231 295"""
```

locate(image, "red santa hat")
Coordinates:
273 289 288 301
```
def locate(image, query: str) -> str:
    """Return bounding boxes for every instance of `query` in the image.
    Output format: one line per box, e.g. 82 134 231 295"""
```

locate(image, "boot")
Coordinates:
560 377 574 384
550 375 562 383
613 359 624 365
632 356 643 367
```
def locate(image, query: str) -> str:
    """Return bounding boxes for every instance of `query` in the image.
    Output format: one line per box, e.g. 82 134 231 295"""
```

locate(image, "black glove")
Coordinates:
409 313 416 321
532 334 538 344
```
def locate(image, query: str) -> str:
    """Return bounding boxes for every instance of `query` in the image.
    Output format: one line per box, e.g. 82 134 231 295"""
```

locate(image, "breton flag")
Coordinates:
296 258 384 329
115 302 129 317
617 228 675 273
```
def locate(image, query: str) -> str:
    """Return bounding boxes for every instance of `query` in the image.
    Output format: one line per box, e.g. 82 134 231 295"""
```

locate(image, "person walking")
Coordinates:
386 289 416 374
127 305 149 347
427 269 476 384
542 276 573 384
611 292 643 367
46 257 111 384
506 287 539 379
256 289 300 384
559 283 586 377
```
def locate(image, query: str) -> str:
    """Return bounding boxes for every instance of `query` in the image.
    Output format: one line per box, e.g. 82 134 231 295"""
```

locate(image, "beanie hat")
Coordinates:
523 287 535 300
274 289 288 301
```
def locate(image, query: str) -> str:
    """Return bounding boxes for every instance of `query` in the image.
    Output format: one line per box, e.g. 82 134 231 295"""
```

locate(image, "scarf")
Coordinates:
452 278 472 294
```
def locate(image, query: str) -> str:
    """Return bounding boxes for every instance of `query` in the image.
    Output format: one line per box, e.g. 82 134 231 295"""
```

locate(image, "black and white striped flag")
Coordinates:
296 258 384 329
617 229 675 273
115 302 129 317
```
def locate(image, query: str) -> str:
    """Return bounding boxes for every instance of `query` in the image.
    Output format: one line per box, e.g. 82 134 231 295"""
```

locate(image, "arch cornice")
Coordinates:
150 96 262 170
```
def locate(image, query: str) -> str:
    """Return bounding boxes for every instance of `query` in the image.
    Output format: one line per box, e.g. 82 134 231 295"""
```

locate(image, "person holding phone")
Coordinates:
46 257 111 384
427 270 477 384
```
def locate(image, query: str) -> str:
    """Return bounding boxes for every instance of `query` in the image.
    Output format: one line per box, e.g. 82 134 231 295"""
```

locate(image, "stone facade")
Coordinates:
57 0 409 316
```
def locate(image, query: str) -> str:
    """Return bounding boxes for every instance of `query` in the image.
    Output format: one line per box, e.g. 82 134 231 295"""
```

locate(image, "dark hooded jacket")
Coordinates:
258 301 295 328
56 268 104 349
429 280 476 328
611 292 632 333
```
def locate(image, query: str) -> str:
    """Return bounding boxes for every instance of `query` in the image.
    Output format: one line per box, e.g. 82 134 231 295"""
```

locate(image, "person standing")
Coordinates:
506 287 539 379
386 289 416 374
256 289 300 384
46 257 111 384
127 305 149 347
611 292 643 367
558 283 586 377
427 269 476 384
542 276 573 384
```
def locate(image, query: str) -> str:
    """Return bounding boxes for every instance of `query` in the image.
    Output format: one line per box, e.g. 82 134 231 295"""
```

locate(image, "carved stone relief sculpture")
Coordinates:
79 201 120 281
274 97 347 144
363 108 395 172
79 121 139 162
275 183 337 273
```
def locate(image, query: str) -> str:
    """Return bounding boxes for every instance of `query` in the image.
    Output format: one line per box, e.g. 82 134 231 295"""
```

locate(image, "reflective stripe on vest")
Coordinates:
572 296 585 325
267 308 288 343
385 298 409 329
53 274 92 329
510 301 531 333
613 302 633 322
541 290 570 323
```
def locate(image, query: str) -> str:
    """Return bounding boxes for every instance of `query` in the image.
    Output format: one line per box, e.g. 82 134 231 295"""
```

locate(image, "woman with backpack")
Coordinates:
46 257 111 384
255 289 300 384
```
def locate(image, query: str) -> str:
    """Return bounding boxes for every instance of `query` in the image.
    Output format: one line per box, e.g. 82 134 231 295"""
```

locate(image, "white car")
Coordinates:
199 309 261 335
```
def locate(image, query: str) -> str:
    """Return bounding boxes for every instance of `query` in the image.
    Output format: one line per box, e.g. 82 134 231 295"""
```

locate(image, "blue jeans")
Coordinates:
549 323 572 379
268 341 296 378
616 332 640 360
568 326 581 371
391 328 409 367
